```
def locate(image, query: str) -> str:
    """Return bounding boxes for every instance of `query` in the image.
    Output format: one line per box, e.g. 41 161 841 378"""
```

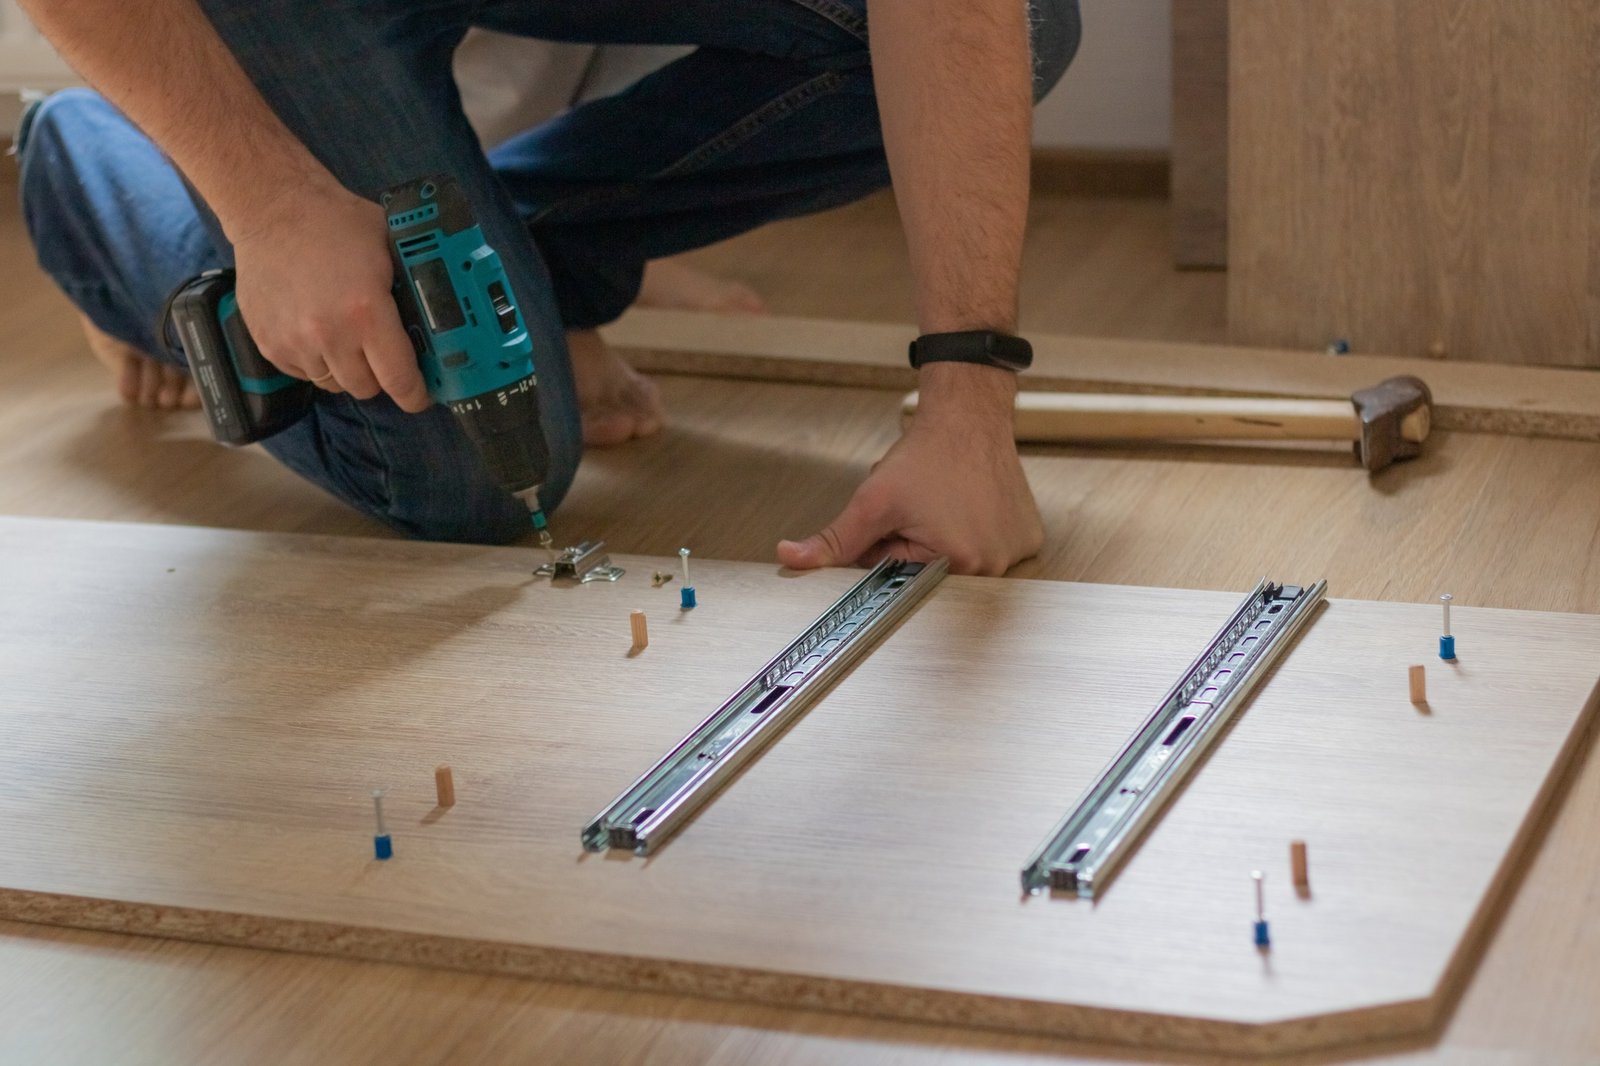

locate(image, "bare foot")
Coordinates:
79 313 200 410
638 257 767 315
567 329 665 447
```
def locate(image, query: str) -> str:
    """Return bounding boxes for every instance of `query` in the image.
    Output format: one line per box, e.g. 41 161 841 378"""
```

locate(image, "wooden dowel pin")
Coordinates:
435 764 455 808
1290 840 1310 892
1409 664 1427 705
630 609 649 650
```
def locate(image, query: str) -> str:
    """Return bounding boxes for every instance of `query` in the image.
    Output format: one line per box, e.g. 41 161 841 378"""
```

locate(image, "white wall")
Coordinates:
0 1 74 89
1034 0 1172 151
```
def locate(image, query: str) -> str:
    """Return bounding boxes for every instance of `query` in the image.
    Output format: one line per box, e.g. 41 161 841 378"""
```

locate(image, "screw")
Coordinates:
1252 869 1271 947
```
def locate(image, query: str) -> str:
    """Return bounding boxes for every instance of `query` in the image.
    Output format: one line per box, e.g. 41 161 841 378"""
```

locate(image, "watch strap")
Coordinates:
907 330 1033 372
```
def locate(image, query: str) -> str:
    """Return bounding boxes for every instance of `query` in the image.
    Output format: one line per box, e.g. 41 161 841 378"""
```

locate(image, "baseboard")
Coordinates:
1030 148 1170 199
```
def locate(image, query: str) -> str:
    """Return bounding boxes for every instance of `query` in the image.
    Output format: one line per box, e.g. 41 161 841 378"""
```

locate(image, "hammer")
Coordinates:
901 375 1432 471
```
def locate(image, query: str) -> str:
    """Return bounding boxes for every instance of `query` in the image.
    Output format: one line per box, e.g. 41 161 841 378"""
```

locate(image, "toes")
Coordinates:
160 365 195 410
138 360 165 408
719 283 768 315
116 354 142 406
582 397 666 447
583 409 638 448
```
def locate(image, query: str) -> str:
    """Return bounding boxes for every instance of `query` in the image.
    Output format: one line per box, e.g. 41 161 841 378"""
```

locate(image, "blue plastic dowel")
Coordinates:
1254 920 1271 947
1440 634 1456 661
681 586 697 610
374 834 393 860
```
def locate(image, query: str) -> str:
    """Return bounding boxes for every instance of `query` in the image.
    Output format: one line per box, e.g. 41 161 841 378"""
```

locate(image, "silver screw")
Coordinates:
1440 593 1453 636
371 789 388 837
679 547 691 586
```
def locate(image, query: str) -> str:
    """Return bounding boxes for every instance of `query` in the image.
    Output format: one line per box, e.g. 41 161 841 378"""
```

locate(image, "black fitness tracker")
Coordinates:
907 330 1033 372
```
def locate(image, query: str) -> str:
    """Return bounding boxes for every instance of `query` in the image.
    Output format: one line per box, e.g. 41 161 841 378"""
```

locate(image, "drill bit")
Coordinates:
531 509 555 554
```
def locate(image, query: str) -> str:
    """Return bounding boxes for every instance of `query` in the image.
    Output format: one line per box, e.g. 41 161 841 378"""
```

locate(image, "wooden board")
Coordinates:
1229 0 1600 366
1171 0 1229 267
601 308 1600 441
1 518 1595 1057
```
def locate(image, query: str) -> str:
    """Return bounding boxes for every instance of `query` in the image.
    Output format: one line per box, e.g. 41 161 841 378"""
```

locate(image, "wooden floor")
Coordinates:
679 190 1231 343
3 166 1600 1064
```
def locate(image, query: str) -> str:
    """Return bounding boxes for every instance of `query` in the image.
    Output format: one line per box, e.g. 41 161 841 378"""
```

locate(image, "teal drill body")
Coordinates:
169 174 552 527
383 177 533 405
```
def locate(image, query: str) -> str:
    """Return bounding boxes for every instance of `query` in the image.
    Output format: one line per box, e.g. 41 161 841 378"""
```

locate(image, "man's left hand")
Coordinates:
777 364 1043 577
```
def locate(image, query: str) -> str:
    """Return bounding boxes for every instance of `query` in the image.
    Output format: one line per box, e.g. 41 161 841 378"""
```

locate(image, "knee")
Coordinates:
383 490 532 545
1029 0 1083 104
369 427 581 547
14 90 153 345
16 89 114 221
14 87 105 162
17 89 104 255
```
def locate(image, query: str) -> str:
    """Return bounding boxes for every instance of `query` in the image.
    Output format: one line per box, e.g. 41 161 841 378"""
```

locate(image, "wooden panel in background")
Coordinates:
1171 0 1229 267
1229 0 1600 366
601 309 1600 441
1 517 1597 1057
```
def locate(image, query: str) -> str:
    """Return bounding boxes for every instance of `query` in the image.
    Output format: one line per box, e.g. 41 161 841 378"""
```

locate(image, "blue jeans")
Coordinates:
17 0 1080 543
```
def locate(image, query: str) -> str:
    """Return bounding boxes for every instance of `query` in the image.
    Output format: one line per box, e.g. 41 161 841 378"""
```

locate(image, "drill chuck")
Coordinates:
447 370 550 499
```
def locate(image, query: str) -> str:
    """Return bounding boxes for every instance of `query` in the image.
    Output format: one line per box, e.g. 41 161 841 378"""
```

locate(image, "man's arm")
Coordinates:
777 0 1043 576
17 0 427 408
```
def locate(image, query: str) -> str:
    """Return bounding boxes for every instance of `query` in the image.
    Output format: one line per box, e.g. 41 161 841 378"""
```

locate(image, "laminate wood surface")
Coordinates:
1171 0 1229 268
672 190 1230 345
1 516 1596 1057
1228 0 1600 366
6 171 1600 1064
602 309 1600 441
5 331 1600 1065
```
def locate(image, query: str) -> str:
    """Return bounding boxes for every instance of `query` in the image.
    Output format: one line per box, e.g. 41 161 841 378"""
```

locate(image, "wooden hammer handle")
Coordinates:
901 392 1429 444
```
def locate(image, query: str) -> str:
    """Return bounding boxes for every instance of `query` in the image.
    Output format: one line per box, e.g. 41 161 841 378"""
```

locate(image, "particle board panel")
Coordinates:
0 517 1596 1057
1228 0 1600 367
600 309 1600 442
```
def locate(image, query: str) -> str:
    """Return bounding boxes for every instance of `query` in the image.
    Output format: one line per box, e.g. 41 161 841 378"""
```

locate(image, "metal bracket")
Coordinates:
583 557 947 856
1020 578 1327 899
532 540 625 583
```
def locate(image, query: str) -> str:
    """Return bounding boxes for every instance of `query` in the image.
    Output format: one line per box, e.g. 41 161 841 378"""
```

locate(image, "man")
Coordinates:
15 0 1080 575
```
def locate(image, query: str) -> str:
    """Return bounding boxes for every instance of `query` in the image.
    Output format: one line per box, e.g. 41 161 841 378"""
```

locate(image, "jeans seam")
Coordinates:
782 0 868 41
338 395 399 519
653 69 846 179
526 182 645 226
525 69 848 226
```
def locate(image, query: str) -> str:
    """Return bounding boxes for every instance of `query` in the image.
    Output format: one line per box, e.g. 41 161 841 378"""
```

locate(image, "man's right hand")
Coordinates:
16 1 430 409
228 183 431 412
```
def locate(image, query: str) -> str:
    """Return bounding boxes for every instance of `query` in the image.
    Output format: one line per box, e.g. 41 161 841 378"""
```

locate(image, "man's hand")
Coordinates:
16 0 428 410
230 184 429 411
777 364 1042 576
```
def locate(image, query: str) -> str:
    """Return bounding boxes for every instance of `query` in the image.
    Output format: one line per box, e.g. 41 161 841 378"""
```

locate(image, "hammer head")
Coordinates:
1351 375 1432 471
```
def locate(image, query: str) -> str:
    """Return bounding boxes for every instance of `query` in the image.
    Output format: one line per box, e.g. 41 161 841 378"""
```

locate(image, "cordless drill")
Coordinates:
166 174 553 538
